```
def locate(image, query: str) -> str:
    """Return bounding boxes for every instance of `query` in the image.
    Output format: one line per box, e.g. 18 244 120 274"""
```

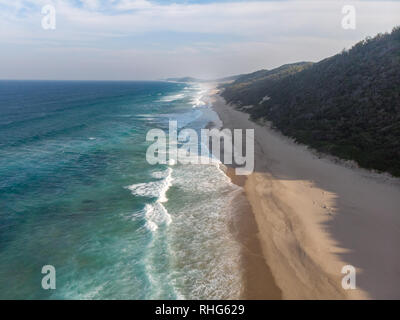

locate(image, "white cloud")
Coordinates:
115 0 152 10
81 0 101 10
0 0 399 79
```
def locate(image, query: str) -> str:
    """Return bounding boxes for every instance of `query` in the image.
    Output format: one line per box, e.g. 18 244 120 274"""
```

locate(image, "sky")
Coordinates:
0 0 399 80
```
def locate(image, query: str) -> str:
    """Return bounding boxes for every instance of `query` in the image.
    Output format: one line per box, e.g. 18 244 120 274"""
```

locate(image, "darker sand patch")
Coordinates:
224 167 282 299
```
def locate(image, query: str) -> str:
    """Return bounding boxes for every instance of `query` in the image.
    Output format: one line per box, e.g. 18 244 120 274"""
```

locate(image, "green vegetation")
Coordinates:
221 27 400 177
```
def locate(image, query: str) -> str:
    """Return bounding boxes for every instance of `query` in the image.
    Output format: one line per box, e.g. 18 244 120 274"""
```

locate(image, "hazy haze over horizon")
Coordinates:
1 0 399 80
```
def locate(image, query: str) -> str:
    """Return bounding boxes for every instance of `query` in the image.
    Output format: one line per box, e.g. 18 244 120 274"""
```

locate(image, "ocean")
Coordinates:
0 80 243 299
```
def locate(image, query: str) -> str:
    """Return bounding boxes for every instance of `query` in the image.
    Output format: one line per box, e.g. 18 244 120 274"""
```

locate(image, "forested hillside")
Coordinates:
221 27 400 176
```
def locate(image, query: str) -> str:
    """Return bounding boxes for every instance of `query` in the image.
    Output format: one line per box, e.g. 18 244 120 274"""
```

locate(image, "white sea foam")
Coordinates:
159 168 173 203
160 93 185 102
161 86 244 299
144 202 171 232
135 84 243 299
127 167 173 232
192 90 208 108
165 161 243 299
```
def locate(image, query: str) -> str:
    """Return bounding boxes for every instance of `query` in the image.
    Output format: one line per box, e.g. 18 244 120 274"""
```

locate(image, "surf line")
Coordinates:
145 120 254 175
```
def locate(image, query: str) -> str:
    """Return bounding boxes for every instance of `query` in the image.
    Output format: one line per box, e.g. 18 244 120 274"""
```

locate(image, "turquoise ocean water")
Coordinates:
0 80 243 299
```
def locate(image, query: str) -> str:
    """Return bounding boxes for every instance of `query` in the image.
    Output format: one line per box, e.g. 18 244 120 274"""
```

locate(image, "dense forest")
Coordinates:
221 27 400 177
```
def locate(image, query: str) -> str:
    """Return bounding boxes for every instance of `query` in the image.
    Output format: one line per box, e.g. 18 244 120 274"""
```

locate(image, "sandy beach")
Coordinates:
212 92 400 300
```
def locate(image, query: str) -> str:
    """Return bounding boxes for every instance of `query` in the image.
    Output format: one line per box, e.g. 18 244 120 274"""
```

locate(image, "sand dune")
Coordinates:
212 93 400 299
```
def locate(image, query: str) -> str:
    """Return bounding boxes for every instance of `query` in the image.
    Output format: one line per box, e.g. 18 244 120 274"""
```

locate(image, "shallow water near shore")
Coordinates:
0 80 243 299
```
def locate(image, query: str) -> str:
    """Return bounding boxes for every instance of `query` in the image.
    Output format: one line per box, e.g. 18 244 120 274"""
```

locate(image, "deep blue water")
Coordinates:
0 80 242 299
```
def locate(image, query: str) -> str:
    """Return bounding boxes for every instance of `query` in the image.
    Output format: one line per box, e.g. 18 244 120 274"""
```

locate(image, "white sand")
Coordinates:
212 94 400 299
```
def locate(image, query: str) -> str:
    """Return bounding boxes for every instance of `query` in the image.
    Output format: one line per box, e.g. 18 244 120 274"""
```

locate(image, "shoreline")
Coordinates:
210 91 400 299
203 85 281 299
224 166 282 299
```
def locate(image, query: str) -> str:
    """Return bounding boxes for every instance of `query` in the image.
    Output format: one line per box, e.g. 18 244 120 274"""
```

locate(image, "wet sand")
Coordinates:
225 166 282 299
